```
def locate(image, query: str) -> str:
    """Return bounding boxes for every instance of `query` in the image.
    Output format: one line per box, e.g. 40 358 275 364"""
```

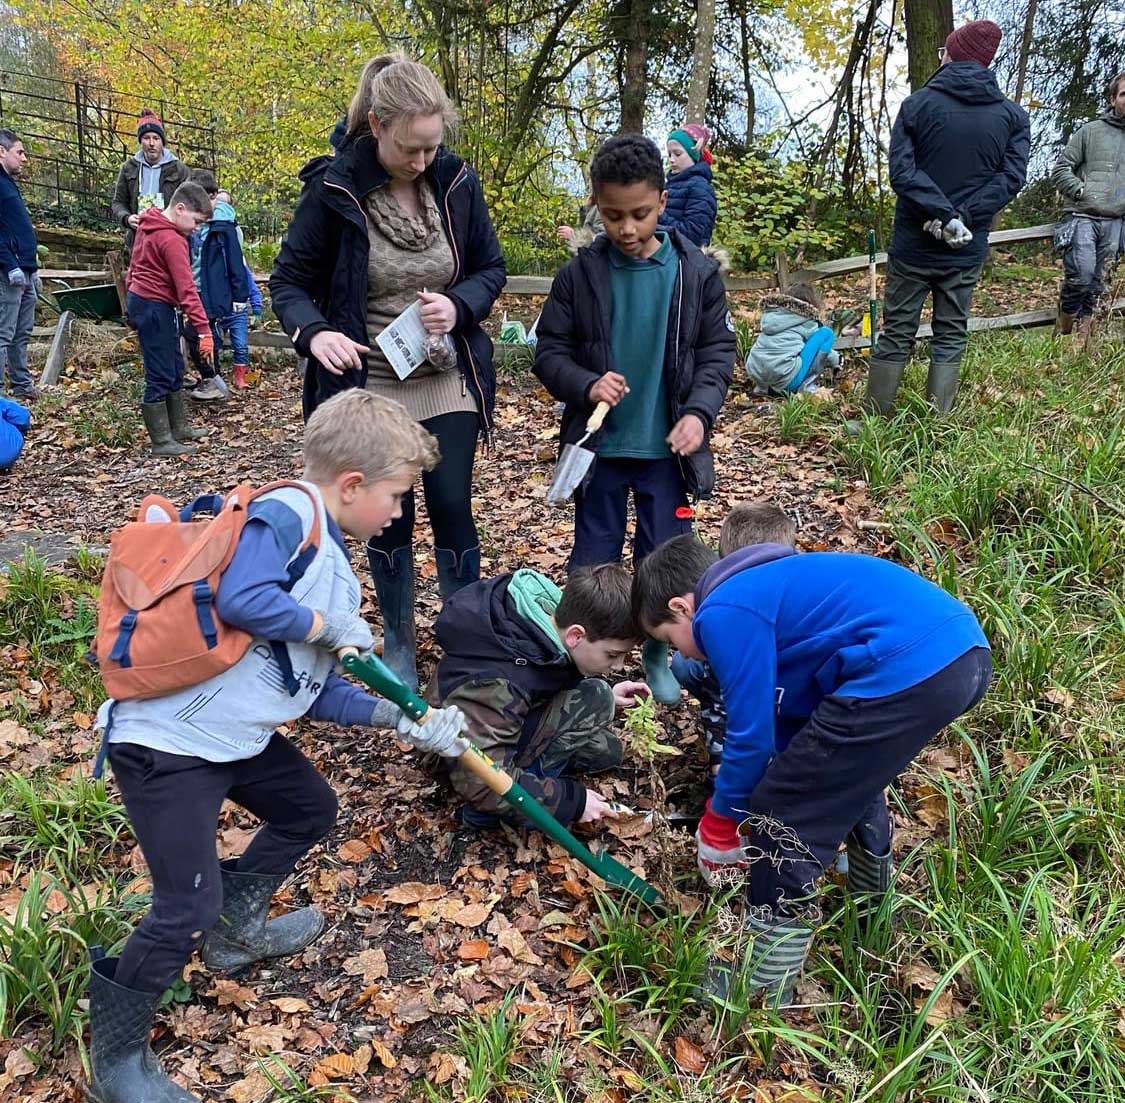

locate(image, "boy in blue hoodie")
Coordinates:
534 134 734 704
633 533 991 1006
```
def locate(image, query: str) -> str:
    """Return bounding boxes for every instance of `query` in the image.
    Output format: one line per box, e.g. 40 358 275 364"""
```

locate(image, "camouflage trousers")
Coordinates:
533 678 622 776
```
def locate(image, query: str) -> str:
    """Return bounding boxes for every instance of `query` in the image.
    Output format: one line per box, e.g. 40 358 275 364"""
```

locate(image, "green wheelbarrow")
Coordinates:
38 282 124 323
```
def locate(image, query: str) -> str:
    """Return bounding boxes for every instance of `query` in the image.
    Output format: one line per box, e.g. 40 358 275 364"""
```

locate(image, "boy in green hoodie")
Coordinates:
429 562 650 827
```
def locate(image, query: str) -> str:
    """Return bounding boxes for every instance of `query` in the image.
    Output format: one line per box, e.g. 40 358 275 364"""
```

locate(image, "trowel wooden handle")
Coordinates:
586 401 610 432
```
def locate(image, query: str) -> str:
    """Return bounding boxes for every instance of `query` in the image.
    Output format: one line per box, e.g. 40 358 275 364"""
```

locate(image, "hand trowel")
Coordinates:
546 400 610 505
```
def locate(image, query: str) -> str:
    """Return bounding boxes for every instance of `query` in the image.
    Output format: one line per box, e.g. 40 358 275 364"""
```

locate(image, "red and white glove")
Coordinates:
696 799 750 887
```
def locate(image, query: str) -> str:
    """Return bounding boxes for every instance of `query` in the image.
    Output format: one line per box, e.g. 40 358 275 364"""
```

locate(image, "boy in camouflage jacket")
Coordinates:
429 563 649 827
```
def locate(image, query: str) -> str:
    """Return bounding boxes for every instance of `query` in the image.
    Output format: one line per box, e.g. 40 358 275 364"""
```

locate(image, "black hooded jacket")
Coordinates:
889 62 1030 269
269 133 506 425
532 230 735 499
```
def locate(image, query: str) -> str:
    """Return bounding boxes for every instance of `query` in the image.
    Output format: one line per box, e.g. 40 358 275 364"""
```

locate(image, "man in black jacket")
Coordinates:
533 134 734 703
867 20 1029 415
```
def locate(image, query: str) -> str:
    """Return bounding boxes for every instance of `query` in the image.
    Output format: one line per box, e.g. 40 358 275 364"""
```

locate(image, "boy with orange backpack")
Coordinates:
87 391 471 1103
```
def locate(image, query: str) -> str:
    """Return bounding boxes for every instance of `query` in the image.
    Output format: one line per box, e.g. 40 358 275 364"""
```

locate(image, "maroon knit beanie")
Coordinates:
944 20 1002 66
136 108 166 142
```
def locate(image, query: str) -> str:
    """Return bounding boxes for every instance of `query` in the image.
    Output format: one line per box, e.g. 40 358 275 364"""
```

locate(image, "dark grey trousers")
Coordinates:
1059 215 1121 318
874 256 984 367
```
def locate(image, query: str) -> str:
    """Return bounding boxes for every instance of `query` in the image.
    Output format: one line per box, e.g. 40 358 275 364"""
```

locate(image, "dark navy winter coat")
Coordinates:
889 62 1029 269
199 219 249 320
661 161 717 246
270 133 506 427
0 168 38 274
533 230 734 499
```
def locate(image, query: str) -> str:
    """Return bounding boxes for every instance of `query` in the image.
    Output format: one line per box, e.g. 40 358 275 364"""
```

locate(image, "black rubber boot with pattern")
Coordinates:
201 860 324 977
85 950 199 1103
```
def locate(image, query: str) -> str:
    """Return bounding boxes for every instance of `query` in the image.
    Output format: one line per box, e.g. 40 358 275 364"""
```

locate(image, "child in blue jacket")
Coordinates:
663 125 718 246
633 534 991 1006
745 284 839 395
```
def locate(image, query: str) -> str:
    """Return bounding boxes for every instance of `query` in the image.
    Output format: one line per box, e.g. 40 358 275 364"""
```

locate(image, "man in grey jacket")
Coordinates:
110 108 191 256
1052 72 1125 341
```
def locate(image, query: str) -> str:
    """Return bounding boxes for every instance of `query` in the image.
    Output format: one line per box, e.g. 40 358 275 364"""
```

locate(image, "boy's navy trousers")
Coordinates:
742 646 992 914
127 292 185 403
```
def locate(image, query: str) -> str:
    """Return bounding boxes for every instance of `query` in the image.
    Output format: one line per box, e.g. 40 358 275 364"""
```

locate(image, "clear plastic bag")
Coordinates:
423 332 458 371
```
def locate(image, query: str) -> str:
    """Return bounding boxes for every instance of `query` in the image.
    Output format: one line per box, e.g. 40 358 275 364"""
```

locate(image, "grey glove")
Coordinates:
396 705 470 758
32 273 43 295
942 218 973 248
369 698 402 728
922 218 944 240
308 610 374 653
7 268 27 288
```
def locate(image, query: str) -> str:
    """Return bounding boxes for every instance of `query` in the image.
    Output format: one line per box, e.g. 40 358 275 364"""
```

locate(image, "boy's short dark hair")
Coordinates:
191 169 218 196
632 536 718 629
590 134 665 197
719 502 797 556
169 181 212 216
556 563 638 642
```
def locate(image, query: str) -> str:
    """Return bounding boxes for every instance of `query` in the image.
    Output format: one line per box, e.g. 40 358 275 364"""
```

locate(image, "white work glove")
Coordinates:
922 219 944 240
7 268 27 288
232 301 248 313
308 610 375 653
942 218 973 248
396 705 470 758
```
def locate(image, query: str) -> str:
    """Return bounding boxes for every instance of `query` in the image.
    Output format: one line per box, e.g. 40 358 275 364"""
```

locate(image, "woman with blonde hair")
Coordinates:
271 54 506 689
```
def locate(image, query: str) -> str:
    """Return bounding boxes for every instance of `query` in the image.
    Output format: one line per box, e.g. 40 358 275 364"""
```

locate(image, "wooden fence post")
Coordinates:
39 310 74 386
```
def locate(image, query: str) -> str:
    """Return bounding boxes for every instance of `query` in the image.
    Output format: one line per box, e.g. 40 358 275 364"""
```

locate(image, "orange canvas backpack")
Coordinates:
95 481 321 702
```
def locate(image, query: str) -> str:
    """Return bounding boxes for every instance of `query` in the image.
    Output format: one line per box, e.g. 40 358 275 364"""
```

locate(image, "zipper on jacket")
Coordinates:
324 180 371 230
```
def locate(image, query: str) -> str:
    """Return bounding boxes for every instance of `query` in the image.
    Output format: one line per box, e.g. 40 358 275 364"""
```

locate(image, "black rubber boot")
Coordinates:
925 360 961 415
435 545 481 601
141 402 194 457
201 859 324 977
166 391 207 441
85 951 198 1102
366 543 418 691
862 357 907 416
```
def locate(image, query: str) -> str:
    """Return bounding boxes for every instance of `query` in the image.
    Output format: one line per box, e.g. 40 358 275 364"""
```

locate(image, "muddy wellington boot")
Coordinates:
166 391 207 442
862 357 907 416
435 545 481 600
643 639 682 705
232 363 248 389
141 402 194 457
366 543 418 691
85 950 199 1103
706 908 816 1010
1055 309 1075 336
925 360 961 415
202 859 324 977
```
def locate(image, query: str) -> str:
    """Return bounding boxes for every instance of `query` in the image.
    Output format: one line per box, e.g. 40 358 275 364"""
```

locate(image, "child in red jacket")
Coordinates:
126 180 213 457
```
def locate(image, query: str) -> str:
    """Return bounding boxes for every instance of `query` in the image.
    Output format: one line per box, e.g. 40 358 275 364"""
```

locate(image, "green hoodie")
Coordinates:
1051 110 1125 219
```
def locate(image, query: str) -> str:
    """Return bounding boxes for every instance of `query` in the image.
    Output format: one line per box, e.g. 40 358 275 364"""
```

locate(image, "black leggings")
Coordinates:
370 410 479 555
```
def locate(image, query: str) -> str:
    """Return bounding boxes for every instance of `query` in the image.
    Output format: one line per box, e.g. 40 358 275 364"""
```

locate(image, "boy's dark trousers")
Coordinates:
127 292 187 403
570 456 693 569
107 733 338 993
671 652 726 776
181 316 221 380
741 647 992 914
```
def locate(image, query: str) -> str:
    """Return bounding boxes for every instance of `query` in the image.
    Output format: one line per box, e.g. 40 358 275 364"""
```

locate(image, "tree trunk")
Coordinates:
618 0 649 132
739 7 755 145
1013 0 1039 105
685 0 715 123
904 0 953 93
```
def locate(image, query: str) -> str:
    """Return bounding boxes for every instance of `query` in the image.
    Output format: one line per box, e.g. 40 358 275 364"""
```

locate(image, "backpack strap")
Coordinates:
179 493 227 521
248 480 323 555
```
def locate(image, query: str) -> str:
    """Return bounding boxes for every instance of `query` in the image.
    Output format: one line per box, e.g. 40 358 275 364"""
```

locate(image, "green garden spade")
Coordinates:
340 649 664 908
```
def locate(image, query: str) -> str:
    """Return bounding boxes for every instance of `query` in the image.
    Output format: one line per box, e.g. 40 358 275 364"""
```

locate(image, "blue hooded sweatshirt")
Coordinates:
693 545 989 820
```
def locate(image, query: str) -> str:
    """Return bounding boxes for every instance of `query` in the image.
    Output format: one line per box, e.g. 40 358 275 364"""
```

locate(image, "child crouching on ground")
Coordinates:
88 391 470 1103
633 533 991 1007
671 502 797 790
745 282 839 395
125 180 214 456
429 563 650 828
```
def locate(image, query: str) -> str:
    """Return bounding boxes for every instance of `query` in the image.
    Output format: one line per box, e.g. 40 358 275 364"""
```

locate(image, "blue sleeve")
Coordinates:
308 672 385 726
0 397 29 468
0 192 20 272
246 264 263 311
888 99 956 222
697 602 779 820
214 501 315 641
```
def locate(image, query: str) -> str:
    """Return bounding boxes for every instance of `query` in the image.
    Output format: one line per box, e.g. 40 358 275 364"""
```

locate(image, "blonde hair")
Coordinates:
719 502 797 556
346 53 459 139
303 390 440 483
